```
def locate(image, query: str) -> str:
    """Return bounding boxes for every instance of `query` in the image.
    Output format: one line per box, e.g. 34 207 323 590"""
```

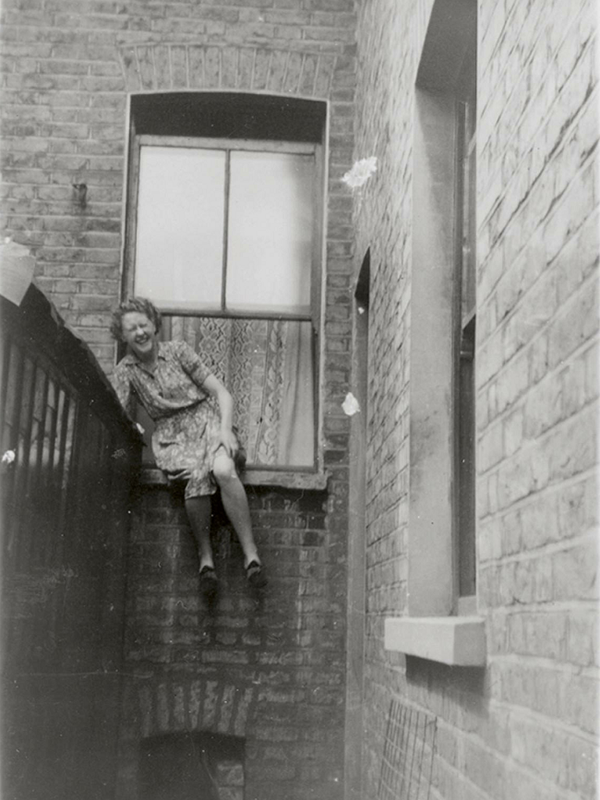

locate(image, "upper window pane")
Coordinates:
134 146 225 308
227 151 314 314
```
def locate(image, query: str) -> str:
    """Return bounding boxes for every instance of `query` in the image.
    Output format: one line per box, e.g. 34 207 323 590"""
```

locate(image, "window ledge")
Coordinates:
139 466 329 492
384 616 486 667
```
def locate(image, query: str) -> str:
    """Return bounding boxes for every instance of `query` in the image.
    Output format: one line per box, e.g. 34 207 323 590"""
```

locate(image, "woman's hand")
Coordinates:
202 375 238 459
166 467 192 483
213 427 239 459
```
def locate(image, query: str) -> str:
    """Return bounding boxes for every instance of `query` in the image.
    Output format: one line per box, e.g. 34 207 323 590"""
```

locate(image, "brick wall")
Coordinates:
117 484 346 800
0 0 357 373
354 0 598 799
1 2 358 799
351 0 428 794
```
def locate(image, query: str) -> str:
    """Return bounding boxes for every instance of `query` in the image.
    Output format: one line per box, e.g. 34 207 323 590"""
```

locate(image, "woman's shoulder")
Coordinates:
114 353 136 371
160 340 197 358
160 339 187 356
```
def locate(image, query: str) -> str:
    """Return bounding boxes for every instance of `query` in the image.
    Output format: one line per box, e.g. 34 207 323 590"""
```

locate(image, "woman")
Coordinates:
110 297 266 598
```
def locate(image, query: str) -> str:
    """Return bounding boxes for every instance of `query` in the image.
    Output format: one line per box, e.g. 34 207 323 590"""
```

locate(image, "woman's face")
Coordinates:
120 311 158 361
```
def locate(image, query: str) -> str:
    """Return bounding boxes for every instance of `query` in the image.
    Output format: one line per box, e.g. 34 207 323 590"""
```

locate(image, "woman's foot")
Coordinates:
245 560 267 589
198 564 218 599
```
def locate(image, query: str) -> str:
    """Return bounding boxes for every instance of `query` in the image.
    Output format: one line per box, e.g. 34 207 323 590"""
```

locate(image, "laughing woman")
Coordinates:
110 297 266 598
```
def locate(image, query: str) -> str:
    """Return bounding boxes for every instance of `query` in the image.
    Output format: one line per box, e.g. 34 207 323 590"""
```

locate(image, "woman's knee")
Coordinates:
212 454 238 485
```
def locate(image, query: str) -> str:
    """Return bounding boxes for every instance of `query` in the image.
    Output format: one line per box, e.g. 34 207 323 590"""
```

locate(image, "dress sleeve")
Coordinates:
174 341 212 387
110 362 134 417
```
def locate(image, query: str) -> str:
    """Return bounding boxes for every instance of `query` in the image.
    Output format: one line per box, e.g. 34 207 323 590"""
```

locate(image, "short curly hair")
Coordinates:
110 297 162 341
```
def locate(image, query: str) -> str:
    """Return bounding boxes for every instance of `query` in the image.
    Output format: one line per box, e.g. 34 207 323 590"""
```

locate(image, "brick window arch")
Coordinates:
117 44 338 99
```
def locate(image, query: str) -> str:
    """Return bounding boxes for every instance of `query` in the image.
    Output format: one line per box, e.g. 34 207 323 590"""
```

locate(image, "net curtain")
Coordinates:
161 315 315 468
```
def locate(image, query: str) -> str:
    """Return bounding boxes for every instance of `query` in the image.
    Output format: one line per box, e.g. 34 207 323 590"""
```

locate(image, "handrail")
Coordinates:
1 284 141 440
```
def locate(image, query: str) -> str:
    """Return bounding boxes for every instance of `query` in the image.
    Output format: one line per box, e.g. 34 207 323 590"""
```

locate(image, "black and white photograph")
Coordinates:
0 0 597 798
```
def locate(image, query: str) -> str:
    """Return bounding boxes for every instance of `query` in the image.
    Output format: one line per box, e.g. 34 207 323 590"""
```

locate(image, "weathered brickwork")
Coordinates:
0 0 357 375
118 485 347 800
351 1 428 794
1 2 357 799
354 0 598 799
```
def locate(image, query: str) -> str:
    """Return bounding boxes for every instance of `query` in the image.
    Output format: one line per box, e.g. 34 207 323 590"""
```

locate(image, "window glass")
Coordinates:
135 146 225 307
227 151 313 313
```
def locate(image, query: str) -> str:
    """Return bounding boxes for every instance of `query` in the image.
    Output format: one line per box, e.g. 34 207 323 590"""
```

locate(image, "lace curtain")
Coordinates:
161 315 315 468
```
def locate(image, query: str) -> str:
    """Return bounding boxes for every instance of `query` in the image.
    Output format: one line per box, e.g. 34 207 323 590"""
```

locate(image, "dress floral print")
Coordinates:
111 340 232 499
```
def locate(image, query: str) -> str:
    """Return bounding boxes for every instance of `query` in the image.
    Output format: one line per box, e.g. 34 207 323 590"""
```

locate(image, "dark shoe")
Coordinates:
246 560 267 589
199 565 218 599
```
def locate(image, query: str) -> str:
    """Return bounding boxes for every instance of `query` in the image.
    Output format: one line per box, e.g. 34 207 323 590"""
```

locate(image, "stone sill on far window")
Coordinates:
139 466 329 492
384 616 486 667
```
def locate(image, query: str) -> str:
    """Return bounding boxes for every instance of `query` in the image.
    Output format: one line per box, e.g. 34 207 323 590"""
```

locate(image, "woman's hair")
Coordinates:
110 297 162 341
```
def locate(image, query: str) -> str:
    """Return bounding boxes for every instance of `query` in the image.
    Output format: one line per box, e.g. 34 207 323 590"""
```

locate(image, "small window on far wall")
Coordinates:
123 94 326 471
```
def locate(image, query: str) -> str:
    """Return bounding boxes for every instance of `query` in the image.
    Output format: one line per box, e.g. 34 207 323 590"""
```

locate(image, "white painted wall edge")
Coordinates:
384 616 486 667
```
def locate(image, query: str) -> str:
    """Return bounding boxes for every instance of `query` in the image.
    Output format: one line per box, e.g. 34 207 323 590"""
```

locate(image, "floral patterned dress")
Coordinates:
111 340 234 499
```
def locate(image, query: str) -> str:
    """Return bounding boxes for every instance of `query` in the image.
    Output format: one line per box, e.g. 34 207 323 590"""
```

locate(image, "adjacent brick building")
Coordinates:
352 0 598 799
1 1 598 799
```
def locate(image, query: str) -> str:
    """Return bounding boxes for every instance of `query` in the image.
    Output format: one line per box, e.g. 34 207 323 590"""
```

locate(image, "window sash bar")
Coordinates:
221 150 231 313
152 304 312 321
137 134 316 156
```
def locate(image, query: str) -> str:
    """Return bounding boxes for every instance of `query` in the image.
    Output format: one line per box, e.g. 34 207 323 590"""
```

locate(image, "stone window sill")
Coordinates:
139 466 329 491
384 616 486 667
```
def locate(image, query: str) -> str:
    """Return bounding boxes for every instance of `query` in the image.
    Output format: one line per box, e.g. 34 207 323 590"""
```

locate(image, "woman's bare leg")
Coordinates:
212 453 261 568
184 495 214 570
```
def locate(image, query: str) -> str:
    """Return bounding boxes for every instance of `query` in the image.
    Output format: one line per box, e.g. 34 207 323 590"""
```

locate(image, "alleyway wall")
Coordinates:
353 0 598 798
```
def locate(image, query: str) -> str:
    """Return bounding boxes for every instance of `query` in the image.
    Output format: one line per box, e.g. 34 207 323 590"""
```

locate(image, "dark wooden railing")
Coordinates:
0 285 142 799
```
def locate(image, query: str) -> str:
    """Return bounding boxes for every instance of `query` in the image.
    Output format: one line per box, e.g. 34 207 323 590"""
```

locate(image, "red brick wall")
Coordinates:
354 0 598 798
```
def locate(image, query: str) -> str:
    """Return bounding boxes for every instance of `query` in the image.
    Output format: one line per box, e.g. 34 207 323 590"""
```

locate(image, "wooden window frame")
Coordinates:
120 95 328 480
124 134 324 331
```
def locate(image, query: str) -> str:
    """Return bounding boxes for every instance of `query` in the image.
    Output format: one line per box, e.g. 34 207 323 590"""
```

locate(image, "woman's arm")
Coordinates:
202 373 238 457
175 342 238 456
110 363 134 417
